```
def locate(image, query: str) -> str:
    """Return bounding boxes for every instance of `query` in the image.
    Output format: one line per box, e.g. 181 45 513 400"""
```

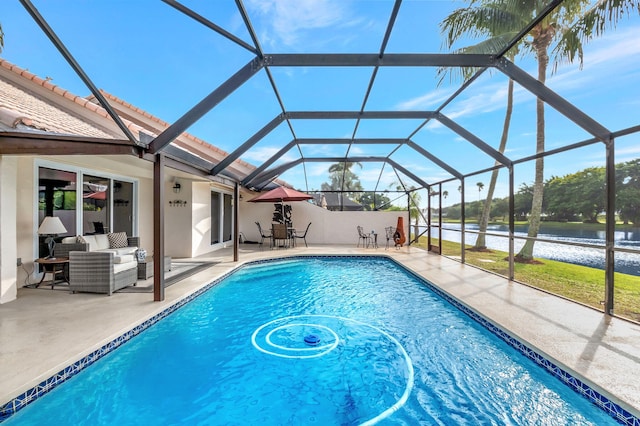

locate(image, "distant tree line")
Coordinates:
444 159 640 225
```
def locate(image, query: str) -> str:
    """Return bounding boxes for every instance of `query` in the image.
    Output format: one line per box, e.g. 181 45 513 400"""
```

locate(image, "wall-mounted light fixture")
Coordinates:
173 182 181 193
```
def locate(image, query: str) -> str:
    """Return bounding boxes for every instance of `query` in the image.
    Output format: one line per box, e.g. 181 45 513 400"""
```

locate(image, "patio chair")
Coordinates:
272 223 290 249
255 222 271 246
357 225 373 248
384 226 395 250
93 221 106 234
294 222 312 247
68 251 137 295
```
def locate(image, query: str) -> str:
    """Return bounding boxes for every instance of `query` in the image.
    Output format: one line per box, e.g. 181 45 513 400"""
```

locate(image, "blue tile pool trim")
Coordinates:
0 266 238 423
1 254 638 425
379 255 640 426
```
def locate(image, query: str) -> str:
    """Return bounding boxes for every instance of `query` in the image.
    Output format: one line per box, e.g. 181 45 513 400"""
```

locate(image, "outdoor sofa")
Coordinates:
56 233 139 295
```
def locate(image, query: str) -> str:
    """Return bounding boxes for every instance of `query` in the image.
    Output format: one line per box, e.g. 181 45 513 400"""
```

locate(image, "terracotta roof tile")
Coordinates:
98 90 260 174
0 58 286 185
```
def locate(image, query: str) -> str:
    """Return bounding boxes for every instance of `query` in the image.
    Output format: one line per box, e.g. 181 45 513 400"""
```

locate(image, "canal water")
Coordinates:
428 223 640 277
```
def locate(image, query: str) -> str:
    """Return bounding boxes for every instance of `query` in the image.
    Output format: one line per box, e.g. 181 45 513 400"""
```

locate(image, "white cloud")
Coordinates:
242 146 297 163
395 88 452 110
306 163 331 177
245 0 350 48
416 27 640 126
617 144 640 156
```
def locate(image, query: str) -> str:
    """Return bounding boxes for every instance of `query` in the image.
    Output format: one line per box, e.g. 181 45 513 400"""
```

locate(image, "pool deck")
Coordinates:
1 244 639 420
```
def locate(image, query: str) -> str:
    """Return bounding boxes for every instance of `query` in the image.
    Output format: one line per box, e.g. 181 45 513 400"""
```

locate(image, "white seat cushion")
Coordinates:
94 234 110 250
113 254 135 264
81 235 97 251
101 247 137 256
113 261 137 274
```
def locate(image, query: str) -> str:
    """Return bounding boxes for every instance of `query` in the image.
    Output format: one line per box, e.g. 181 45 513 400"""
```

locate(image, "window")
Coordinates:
38 165 135 239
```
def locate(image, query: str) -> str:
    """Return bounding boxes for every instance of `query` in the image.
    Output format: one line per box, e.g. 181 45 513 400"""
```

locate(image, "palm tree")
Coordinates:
393 183 423 239
321 162 363 204
476 181 485 219
0 23 4 52
439 6 522 249
440 0 639 260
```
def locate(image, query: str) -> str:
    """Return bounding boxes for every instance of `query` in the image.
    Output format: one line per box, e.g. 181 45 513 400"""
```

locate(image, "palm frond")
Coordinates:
552 0 639 71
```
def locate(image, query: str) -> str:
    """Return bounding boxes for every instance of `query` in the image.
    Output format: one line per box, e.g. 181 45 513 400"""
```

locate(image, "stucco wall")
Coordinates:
0 156 18 303
238 198 407 246
6 156 158 300
163 180 238 259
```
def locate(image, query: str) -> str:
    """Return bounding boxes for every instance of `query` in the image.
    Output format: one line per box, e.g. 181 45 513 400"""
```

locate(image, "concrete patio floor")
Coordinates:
1 244 639 420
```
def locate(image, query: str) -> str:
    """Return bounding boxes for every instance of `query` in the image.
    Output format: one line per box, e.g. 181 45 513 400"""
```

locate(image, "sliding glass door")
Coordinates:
211 190 234 245
82 175 110 234
112 180 133 236
38 167 76 257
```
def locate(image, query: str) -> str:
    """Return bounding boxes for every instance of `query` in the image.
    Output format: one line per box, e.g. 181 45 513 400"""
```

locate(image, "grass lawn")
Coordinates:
419 237 640 323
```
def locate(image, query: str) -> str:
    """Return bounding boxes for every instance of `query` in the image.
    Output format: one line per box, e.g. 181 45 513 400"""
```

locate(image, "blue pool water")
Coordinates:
5 257 623 425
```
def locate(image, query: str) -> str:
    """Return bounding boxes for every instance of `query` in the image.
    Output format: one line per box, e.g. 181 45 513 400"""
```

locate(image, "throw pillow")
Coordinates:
107 232 128 249
77 235 87 244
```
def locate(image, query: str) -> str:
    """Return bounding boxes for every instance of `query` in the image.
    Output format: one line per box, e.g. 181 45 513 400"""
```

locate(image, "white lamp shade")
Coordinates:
38 216 67 235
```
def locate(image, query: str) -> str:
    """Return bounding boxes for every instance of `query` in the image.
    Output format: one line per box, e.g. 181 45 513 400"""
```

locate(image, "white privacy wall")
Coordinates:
238 199 407 246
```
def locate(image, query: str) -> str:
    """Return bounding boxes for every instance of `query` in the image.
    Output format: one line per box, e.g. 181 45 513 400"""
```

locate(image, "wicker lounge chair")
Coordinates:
69 251 138 295
58 235 140 295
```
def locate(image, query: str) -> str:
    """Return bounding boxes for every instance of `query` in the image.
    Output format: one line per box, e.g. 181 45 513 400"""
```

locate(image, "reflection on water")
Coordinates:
426 223 640 276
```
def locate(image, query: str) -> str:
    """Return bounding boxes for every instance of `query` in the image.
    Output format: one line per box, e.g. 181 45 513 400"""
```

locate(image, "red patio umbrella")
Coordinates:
83 191 107 200
248 186 314 203
249 187 313 230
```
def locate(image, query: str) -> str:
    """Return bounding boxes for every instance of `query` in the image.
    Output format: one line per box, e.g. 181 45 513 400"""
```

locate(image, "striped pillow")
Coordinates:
107 232 128 249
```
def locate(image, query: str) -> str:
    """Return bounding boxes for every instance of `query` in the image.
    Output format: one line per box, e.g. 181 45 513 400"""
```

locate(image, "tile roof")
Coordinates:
0 58 277 185
96 90 258 178
0 61 117 138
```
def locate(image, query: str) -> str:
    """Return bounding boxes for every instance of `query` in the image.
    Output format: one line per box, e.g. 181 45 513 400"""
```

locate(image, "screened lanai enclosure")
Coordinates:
2 1 639 320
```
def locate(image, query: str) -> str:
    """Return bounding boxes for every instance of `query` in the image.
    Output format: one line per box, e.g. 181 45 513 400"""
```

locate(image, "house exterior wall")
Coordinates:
0 59 267 302
1 153 231 303
0 156 18 303
3 155 160 302
163 179 195 258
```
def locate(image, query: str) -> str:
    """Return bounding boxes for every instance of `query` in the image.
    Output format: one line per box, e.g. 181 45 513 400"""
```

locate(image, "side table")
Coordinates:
137 256 172 280
33 257 69 289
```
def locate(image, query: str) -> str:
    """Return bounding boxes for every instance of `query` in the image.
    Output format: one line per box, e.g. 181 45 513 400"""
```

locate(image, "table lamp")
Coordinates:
38 216 67 259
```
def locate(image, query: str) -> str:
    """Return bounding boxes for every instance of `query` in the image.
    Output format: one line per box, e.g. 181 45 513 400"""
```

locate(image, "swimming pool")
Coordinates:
2 256 631 424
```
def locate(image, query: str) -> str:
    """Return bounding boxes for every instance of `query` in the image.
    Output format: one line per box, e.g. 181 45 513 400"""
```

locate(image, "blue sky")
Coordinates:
2 0 639 206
